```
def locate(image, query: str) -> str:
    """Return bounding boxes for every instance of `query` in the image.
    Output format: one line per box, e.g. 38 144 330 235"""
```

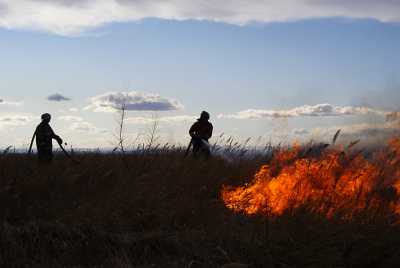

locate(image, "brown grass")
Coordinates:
0 147 400 267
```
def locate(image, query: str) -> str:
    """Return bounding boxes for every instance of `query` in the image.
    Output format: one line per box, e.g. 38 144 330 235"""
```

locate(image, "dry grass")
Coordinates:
0 146 400 267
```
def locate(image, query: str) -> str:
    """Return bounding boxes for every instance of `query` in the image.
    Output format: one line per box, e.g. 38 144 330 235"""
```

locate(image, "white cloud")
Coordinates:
58 115 83 122
0 0 399 36
126 115 196 125
0 114 35 127
61 116 108 135
47 93 71 102
85 91 183 113
0 98 24 106
218 104 386 120
69 121 105 133
59 107 80 113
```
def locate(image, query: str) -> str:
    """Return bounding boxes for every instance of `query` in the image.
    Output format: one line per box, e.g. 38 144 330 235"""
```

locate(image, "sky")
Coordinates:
1 0 400 149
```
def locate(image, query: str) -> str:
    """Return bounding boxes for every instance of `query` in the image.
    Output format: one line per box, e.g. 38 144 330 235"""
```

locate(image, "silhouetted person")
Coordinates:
29 113 62 163
189 111 213 157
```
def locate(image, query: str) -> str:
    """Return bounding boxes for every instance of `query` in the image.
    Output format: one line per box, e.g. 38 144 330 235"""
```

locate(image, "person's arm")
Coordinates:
189 122 198 138
205 124 213 140
50 126 63 144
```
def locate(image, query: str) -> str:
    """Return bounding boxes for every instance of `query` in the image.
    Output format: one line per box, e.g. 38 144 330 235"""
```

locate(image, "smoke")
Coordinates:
353 86 400 112
218 104 385 120
126 115 196 125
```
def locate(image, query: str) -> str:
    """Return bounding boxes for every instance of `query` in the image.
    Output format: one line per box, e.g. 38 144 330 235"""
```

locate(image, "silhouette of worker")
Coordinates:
189 111 213 157
29 113 63 162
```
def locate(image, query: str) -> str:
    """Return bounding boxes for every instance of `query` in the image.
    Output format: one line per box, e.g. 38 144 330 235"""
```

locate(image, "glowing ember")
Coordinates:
222 138 400 221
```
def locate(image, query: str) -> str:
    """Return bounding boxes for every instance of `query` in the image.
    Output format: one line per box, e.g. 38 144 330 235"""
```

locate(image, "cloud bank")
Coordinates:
69 121 102 133
126 115 196 125
68 108 79 112
0 98 23 106
86 91 183 113
58 115 83 122
0 0 399 35
57 115 105 133
0 114 35 127
219 104 386 120
59 116 106 134
47 93 71 102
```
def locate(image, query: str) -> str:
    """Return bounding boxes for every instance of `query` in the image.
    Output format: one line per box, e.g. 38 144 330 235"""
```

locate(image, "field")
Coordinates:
0 140 400 268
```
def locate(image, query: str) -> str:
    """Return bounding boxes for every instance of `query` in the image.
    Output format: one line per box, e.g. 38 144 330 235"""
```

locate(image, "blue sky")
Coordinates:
1 1 400 148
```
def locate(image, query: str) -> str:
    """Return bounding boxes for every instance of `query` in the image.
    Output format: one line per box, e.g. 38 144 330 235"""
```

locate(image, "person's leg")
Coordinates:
45 152 54 162
202 146 211 159
38 148 53 163
192 138 201 155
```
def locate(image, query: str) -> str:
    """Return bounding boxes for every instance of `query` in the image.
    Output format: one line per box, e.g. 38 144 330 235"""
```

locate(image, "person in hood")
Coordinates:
29 113 63 162
189 111 213 157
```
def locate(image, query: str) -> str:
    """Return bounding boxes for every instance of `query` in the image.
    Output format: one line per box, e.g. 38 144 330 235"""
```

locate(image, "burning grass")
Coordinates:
222 138 400 223
222 137 400 223
0 140 400 267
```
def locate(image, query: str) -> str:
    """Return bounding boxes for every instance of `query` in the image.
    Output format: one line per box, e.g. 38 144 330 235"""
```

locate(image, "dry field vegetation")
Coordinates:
0 135 400 267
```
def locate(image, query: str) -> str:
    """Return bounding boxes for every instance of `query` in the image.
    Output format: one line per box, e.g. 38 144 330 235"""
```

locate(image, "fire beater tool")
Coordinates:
184 139 193 158
58 141 79 164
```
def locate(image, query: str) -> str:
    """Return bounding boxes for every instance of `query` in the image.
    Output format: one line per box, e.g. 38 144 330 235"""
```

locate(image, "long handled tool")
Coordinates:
58 142 79 164
28 132 36 155
184 139 193 158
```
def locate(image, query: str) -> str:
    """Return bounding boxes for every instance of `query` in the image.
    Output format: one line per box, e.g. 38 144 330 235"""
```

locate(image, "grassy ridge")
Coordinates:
0 151 399 267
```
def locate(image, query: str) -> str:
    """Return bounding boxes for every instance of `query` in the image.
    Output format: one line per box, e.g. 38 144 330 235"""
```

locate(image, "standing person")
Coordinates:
189 111 213 157
29 113 63 163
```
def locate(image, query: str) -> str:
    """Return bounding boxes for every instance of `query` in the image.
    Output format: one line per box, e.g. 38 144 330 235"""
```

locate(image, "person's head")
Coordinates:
199 111 210 121
41 113 51 123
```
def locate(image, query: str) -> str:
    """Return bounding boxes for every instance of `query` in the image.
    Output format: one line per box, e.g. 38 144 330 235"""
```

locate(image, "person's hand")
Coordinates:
57 137 63 144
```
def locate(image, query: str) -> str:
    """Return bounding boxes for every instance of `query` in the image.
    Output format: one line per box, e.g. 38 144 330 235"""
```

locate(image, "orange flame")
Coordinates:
222 138 400 221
